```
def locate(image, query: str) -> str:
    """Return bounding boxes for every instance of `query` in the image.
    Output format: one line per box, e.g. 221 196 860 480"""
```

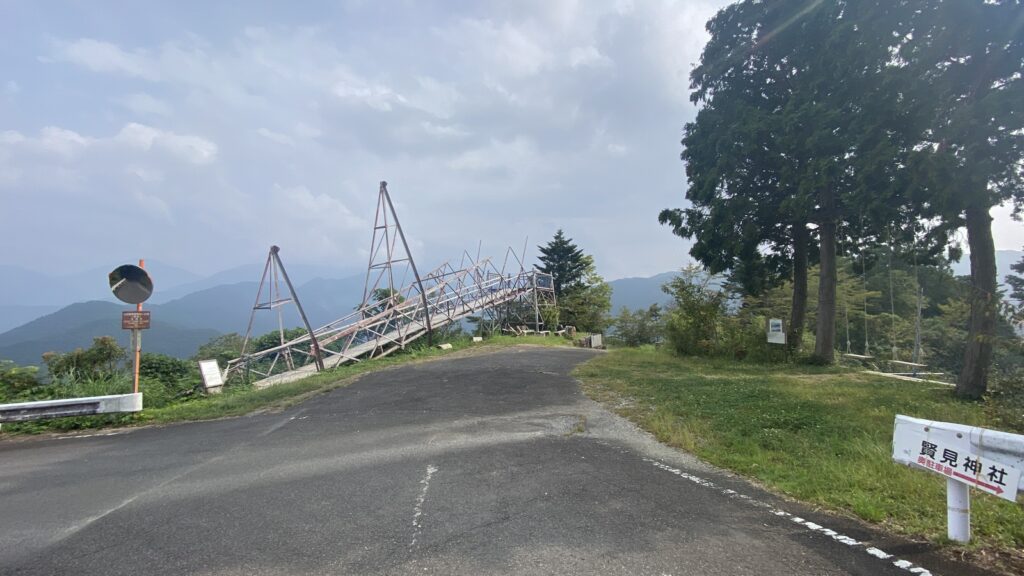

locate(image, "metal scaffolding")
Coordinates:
225 182 556 387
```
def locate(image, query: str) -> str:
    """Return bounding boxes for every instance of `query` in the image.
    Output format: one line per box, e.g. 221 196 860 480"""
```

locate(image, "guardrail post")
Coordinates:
946 478 970 543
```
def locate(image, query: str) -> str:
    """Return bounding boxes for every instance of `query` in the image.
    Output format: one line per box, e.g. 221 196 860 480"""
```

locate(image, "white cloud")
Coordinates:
332 68 406 111
0 130 25 145
293 123 322 140
126 165 164 183
444 18 553 78
264 185 367 261
256 127 295 147
38 127 93 156
569 45 612 68
606 143 628 156
52 38 158 80
0 123 216 193
133 190 173 221
420 121 470 139
407 76 463 119
447 136 539 173
3 80 19 96
16 5 734 279
115 123 218 164
118 92 171 116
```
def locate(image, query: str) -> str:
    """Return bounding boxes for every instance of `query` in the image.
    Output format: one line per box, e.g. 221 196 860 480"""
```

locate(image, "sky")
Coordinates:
1 0 1022 282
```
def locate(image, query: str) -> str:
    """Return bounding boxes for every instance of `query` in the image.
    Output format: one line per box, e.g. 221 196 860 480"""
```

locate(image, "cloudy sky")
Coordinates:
1 1 1021 282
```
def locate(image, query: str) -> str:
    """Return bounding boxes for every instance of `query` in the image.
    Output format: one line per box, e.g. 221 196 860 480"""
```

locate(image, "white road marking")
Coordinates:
57 432 125 440
410 464 438 548
645 459 934 576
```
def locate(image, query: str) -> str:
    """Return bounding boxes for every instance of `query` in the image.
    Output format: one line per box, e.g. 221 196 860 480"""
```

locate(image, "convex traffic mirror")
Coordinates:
108 264 153 304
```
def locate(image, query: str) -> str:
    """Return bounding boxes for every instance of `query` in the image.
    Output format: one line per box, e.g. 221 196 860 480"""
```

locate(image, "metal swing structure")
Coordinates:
224 181 556 388
840 226 945 383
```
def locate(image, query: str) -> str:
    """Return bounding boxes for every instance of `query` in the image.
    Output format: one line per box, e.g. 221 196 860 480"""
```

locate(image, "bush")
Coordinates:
44 369 132 400
610 305 664 347
138 353 202 406
719 314 782 362
662 267 728 356
42 336 127 379
987 368 1024 433
0 360 41 402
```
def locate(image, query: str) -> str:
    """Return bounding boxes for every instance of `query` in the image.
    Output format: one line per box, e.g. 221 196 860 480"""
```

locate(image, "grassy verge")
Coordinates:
575 346 1024 560
1 334 571 435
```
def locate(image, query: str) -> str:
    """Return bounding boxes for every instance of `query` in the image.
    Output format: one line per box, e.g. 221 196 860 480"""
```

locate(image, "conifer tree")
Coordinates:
536 230 588 298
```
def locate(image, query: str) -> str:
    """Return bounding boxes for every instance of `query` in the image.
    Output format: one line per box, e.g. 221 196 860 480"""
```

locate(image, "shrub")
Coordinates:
662 267 728 356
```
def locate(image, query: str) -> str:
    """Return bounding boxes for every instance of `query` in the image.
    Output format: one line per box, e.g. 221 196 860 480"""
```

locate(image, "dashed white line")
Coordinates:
867 547 894 559
645 459 934 576
410 464 438 548
58 432 124 440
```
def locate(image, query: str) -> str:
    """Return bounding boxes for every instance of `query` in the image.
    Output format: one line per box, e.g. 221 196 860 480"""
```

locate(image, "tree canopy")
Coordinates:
662 0 1023 396
536 230 612 332
536 229 590 298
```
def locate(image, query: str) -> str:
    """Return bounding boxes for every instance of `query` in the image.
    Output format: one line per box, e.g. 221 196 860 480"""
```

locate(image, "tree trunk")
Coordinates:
814 187 837 364
958 205 997 400
788 223 809 353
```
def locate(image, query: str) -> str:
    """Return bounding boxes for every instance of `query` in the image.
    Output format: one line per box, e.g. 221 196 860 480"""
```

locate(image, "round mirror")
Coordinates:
108 264 153 304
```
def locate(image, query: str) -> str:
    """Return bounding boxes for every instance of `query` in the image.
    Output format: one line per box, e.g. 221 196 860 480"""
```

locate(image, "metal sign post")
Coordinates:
109 259 154 397
892 415 1024 543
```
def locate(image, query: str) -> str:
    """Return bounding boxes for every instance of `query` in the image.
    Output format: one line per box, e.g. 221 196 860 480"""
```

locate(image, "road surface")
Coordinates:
0 346 990 575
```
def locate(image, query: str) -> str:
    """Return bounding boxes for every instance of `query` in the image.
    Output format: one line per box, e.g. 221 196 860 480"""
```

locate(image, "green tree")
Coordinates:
558 255 612 332
897 0 1024 398
252 327 308 353
1008 252 1024 306
194 333 245 366
662 266 729 356
662 0 920 364
662 1 966 364
362 287 406 318
611 304 663 347
536 230 589 298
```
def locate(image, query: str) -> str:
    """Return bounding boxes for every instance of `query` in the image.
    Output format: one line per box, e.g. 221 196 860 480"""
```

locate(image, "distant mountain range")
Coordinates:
608 271 679 312
0 250 1019 367
0 274 367 367
0 301 219 365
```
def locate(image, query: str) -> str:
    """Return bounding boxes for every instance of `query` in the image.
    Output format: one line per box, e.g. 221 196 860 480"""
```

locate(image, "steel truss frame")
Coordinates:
225 183 555 386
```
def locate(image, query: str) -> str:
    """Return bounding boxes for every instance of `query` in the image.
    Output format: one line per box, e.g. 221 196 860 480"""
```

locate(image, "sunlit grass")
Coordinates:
575 346 1024 553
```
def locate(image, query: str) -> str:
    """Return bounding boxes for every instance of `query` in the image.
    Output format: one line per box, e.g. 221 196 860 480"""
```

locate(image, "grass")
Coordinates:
0 334 573 435
574 346 1024 559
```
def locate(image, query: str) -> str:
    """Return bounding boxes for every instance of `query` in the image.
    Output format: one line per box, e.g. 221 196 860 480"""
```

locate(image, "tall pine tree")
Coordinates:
537 230 589 298
536 231 612 332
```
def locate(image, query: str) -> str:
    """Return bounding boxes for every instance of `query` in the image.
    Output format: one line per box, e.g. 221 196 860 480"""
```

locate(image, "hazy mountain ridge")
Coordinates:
0 301 216 365
0 275 367 366
1 251 1021 367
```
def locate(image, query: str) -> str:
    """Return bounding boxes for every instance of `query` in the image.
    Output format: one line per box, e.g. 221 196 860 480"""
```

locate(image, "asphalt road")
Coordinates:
0 346 994 575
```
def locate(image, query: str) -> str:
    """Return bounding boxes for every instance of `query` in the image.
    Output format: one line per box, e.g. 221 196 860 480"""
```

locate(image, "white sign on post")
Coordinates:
893 415 1024 543
766 318 786 344
198 360 225 393
893 420 1020 501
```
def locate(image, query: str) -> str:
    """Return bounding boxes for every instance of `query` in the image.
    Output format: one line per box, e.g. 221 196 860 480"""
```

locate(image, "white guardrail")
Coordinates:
0 393 142 423
892 414 1024 543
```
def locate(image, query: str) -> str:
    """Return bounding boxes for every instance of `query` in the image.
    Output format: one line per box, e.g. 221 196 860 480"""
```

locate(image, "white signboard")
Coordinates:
893 415 1022 502
198 360 224 392
766 318 786 344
